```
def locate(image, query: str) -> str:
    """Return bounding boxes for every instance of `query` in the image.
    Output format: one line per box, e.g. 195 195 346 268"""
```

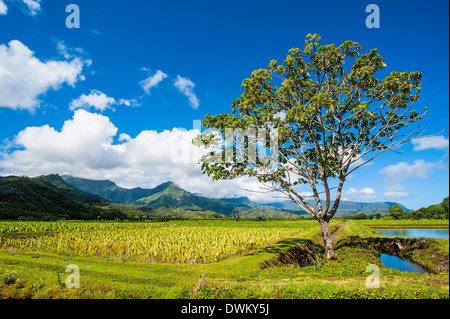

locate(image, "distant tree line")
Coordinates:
338 198 449 220
385 198 449 220
341 213 382 220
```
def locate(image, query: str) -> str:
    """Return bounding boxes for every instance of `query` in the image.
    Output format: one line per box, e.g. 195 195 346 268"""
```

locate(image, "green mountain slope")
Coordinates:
0 175 138 220
0 173 417 220
408 197 449 219
62 175 158 204
62 176 296 217
63 174 413 217
262 199 410 216
134 182 248 215
62 175 411 217
220 196 255 206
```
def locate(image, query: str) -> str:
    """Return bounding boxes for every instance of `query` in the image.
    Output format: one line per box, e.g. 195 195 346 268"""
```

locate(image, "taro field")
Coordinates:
0 220 317 264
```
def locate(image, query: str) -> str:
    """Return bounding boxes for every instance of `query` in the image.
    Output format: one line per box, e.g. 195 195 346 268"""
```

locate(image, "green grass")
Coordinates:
0 219 448 299
351 219 450 228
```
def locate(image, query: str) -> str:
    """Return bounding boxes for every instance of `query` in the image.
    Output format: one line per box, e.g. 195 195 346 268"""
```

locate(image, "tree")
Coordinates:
351 213 368 220
388 205 405 220
193 34 428 259
409 210 424 220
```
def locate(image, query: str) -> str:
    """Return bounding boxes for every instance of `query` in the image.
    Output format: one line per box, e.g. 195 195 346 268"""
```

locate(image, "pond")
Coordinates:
379 254 426 274
375 228 449 239
374 227 448 273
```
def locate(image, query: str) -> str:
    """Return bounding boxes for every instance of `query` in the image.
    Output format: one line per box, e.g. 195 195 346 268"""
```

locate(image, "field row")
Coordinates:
0 220 317 233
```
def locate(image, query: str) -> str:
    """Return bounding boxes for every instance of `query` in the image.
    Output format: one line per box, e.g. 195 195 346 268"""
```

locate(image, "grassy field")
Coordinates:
0 219 448 299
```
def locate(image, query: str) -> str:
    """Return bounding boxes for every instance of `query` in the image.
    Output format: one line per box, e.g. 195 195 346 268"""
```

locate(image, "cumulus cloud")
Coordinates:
412 135 449 151
383 184 411 199
343 187 378 201
21 0 41 15
69 90 138 112
0 110 120 172
380 159 445 182
0 0 7 15
1 0 42 16
69 90 139 111
70 90 116 111
0 0 41 16
0 110 281 202
0 40 88 111
140 69 167 94
380 159 446 199
174 75 199 109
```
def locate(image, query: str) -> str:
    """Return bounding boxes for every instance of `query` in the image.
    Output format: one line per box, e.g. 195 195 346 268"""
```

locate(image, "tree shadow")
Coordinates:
248 237 325 268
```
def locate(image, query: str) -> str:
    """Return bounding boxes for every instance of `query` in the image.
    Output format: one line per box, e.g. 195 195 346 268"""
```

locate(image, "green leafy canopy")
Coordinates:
193 33 427 221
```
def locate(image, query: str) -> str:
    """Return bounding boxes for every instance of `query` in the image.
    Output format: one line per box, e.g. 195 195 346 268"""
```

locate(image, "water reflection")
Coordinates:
379 254 426 274
375 228 449 239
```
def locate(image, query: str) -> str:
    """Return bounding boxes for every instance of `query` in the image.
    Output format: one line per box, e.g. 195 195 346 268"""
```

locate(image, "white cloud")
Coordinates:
380 159 446 199
140 69 167 94
54 40 90 63
174 75 199 109
383 184 411 199
139 71 200 109
21 0 41 15
118 98 140 107
380 159 445 182
0 0 41 16
0 0 7 15
0 40 87 111
343 187 378 201
69 90 115 112
412 135 449 151
1 110 119 171
0 110 279 202
69 90 139 111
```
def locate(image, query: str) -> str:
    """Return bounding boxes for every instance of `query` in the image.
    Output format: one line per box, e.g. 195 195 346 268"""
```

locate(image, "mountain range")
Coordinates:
0 174 132 220
61 175 411 216
61 175 294 218
0 174 412 220
261 199 410 215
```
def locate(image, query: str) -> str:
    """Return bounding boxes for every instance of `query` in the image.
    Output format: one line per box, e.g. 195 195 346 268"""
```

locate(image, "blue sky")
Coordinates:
0 0 448 210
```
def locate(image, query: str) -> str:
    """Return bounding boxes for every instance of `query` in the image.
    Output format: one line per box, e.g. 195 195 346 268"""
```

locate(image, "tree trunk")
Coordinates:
319 218 335 259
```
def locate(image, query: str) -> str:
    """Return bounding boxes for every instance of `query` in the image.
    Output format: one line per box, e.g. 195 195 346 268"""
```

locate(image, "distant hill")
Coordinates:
261 199 410 217
0 175 140 220
0 173 412 220
62 175 158 204
220 196 255 206
61 175 409 218
407 197 449 219
134 182 246 215
62 175 294 217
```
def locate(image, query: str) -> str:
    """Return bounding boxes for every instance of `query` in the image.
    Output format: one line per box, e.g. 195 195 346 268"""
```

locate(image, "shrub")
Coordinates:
2 271 20 285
